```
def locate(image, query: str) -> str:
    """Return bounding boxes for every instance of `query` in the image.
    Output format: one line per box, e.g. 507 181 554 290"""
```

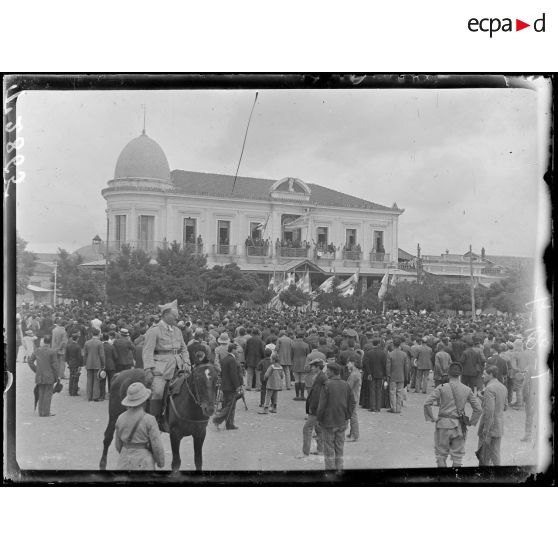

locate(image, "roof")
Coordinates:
35 252 59 263
33 262 55 274
114 133 171 182
398 248 415 261
171 169 395 211
485 255 534 269
27 285 52 293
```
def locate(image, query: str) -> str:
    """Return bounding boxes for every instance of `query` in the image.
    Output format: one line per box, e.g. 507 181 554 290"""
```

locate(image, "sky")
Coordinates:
14 85 546 258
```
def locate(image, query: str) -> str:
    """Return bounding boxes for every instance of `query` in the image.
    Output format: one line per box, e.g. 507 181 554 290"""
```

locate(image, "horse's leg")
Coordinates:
193 430 206 472
170 430 182 472
100 414 117 470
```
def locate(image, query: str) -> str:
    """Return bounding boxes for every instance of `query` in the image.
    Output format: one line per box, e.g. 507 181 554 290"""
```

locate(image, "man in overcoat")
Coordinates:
386 338 409 413
362 338 387 412
64 331 83 396
28 334 59 416
477 365 509 466
84 328 105 401
317 362 356 472
244 328 265 391
212 344 242 431
275 330 294 390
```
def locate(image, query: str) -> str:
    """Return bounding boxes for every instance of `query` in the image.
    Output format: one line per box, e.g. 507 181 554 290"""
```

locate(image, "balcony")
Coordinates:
106 240 167 256
279 247 309 259
246 245 269 257
213 244 238 256
182 242 204 255
342 249 362 261
313 249 336 262
369 251 390 268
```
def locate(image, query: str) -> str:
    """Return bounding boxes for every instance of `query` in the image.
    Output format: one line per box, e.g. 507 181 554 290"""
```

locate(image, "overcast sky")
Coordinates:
15 86 545 257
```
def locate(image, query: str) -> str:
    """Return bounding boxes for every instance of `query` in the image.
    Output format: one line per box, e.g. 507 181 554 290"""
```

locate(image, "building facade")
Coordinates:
100 132 406 287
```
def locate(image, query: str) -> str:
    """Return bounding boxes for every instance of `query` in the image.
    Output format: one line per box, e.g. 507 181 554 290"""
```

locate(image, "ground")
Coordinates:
13 360 538 472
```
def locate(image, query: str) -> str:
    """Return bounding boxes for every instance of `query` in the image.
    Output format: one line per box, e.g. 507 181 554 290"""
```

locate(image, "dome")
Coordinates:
114 133 171 181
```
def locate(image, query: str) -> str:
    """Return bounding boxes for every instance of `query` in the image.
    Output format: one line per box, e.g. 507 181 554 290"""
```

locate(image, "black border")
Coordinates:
3 73 556 486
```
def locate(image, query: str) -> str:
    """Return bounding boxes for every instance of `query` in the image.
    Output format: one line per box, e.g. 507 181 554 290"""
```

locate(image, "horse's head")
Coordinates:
191 364 218 417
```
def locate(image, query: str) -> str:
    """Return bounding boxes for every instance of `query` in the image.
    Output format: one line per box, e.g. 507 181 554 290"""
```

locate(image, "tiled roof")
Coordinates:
170 170 394 211
485 255 534 269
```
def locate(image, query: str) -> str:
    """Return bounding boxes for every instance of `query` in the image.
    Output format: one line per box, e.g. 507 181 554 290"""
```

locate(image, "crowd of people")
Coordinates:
15 300 542 472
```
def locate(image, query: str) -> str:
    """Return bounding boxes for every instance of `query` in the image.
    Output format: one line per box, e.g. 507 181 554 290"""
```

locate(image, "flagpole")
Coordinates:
469 244 476 317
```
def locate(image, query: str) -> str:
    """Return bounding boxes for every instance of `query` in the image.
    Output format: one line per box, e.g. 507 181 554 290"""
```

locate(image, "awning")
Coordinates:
27 285 52 293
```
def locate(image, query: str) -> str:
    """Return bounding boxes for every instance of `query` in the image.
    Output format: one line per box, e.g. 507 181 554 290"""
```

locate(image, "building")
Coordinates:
16 253 56 306
98 131 412 289
398 247 531 287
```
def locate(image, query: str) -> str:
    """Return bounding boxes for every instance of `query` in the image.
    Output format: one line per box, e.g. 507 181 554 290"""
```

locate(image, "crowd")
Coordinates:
15 300 541 472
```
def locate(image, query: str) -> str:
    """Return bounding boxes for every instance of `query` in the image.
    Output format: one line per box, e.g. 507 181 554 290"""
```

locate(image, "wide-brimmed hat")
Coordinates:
97 370 107 380
53 380 63 394
218 333 230 344
120 328 130 336
309 358 324 367
25 329 33 335
122 382 151 407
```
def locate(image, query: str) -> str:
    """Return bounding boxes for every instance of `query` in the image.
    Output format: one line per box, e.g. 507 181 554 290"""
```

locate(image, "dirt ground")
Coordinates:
13 360 538 473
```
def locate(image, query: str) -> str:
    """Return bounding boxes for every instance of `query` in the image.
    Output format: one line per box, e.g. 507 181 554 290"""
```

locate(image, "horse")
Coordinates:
99 364 218 472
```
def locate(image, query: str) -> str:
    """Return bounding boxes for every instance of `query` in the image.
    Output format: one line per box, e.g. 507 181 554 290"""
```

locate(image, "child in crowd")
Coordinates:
257 347 273 407
259 354 284 414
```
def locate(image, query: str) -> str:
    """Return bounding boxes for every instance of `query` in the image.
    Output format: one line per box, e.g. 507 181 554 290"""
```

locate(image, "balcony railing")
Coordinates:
279 247 309 258
370 251 388 262
343 249 362 261
246 245 269 257
213 244 238 256
313 249 335 261
105 240 167 256
182 242 204 255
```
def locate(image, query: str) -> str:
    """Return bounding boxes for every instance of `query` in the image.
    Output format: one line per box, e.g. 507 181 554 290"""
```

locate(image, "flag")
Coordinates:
391 272 398 286
316 276 335 294
282 213 310 231
296 271 312 293
268 275 275 290
337 270 359 292
256 213 271 233
378 271 390 301
158 299 178 313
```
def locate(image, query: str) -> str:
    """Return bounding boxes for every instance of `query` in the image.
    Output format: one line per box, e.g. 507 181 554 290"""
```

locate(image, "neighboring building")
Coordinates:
398 248 532 287
97 131 409 289
17 253 57 305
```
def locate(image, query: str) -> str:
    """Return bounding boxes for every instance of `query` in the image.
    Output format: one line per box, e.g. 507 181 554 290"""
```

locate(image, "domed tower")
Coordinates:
102 131 174 255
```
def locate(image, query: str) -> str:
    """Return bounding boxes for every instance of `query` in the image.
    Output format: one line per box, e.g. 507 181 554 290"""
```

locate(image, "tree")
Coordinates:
483 269 534 314
16 232 37 294
279 284 311 307
56 248 104 303
248 284 275 306
203 264 264 307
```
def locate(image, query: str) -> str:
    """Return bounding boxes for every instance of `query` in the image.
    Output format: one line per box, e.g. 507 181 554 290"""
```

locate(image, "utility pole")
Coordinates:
53 260 57 307
469 244 476 317
416 242 421 284
105 209 109 303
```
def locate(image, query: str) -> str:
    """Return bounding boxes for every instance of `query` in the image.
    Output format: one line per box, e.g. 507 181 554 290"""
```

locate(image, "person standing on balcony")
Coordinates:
276 330 294 390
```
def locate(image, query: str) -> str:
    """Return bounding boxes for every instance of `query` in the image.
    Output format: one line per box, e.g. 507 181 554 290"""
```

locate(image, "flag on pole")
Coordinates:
296 270 312 293
337 270 359 294
316 276 335 294
378 271 390 301
282 213 310 231
268 275 275 290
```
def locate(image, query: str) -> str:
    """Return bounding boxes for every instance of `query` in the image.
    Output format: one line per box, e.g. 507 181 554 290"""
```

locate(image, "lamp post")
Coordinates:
92 234 106 303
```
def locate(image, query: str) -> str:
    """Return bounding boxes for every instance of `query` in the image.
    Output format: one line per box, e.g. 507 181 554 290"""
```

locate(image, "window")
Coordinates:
217 220 230 245
373 230 384 252
346 228 357 249
183 218 197 244
250 222 262 241
115 215 126 245
138 215 155 251
317 226 328 246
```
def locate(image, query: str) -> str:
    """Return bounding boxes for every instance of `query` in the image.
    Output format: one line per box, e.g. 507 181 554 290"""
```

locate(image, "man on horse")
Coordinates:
142 301 191 431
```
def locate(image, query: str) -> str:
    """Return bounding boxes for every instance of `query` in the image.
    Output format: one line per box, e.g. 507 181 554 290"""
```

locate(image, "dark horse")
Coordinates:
99 364 218 472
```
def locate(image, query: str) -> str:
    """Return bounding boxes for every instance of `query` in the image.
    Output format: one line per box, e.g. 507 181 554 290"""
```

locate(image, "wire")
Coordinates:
231 92 259 193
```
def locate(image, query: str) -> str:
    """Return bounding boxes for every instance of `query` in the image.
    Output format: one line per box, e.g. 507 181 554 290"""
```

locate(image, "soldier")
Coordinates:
424 362 482 467
142 304 191 431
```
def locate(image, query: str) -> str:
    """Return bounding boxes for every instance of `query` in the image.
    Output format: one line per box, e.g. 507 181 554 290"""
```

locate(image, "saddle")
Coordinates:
160 372 188 433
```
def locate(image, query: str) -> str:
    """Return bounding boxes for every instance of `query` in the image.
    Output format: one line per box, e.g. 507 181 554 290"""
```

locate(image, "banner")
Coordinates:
378 271 390 300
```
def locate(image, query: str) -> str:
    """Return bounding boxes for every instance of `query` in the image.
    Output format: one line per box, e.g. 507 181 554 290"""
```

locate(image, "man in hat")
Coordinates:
316 362 356 472
143 305 190 430
28 334 59 416
51 319 68 379
84 328 106 402
212 343 242 431
476 365 509 466
296 358 327 459
276 329 294 390
113 328 135 373
214 332 231 372
65 331 83 396
424 362 482 467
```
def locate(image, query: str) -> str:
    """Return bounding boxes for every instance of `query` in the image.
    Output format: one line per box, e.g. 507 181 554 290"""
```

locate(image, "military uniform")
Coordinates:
142 320 190 401
424 378 481 467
